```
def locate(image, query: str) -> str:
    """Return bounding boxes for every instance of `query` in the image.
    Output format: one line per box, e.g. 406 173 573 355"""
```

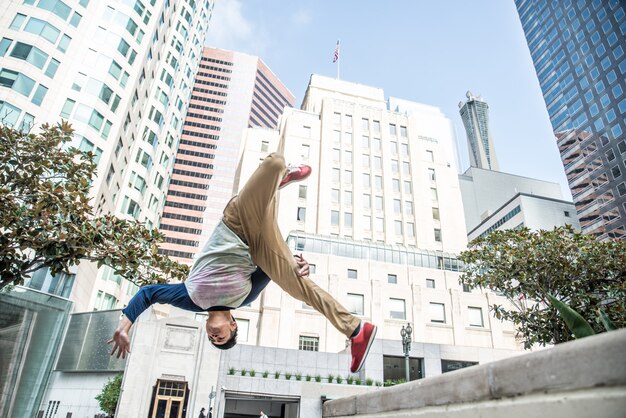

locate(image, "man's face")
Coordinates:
206 320 237 345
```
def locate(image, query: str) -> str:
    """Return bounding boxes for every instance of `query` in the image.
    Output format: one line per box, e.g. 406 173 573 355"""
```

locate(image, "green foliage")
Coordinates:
599 309 617 331
383 379 406 387
228 367 235 375
314 374 321 382
295 372 302 381
240 368 247 376
262 370 269 378
346 375 353 384
249 369 256 377
0 122 188 290
274 371 280 379
95 374 122 416
459 226 625 349
284 372 292 380
354 378 362 385
547 295 595 339
335 375 343 384
327 373 334 383
305 374 311 381
365 378 374 386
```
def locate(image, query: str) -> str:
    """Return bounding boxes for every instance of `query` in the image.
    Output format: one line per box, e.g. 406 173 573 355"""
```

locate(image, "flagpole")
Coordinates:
337 39 340 80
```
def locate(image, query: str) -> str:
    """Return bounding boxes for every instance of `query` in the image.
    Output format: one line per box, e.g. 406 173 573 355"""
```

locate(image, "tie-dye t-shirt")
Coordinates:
184 220 256 309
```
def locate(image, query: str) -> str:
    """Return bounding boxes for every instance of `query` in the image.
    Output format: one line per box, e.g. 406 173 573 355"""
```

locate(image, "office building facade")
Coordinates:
458 91 500 170
0 0 214 311
158 47 295 262
459 166 580 241
514 0 626 238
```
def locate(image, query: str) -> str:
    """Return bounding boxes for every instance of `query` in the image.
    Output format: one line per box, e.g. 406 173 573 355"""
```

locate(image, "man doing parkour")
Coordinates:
109 153 377 373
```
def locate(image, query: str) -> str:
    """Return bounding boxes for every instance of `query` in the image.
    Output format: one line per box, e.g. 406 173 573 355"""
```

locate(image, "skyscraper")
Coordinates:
514 0 626 238
158 47 295 262
458 91 500 171
0 0 213 312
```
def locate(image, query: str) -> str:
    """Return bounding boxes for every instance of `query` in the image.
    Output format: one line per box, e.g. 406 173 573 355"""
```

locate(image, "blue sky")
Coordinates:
205 0 571 199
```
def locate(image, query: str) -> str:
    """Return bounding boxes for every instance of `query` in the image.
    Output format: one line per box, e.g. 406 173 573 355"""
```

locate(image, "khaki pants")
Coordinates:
222 153 360 338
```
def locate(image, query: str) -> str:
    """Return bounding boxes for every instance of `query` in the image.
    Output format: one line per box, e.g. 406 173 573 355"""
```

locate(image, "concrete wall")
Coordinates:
323 329 626 418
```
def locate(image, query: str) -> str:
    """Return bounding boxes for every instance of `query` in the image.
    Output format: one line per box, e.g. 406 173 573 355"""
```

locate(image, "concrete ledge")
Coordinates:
324 329 626 417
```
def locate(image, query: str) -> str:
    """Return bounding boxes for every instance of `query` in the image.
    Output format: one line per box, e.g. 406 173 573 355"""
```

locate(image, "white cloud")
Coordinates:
204 0 269 55
291 9 311 26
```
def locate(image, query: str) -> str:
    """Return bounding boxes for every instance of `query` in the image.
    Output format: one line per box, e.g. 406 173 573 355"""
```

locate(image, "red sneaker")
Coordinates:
350 322 377 373
279 165 312 189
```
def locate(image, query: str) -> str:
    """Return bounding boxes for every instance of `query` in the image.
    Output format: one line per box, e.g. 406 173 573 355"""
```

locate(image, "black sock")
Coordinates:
350 323 361 338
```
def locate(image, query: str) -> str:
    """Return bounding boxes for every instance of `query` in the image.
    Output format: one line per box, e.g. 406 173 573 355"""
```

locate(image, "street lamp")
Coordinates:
400 323 412 383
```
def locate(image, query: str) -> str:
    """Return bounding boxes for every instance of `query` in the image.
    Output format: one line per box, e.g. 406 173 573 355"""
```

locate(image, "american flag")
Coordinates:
333 40 340 63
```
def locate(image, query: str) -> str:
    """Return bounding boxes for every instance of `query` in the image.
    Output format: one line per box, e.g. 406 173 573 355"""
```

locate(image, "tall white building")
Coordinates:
459 91 500 171
234 75 520 354
0 0 213 312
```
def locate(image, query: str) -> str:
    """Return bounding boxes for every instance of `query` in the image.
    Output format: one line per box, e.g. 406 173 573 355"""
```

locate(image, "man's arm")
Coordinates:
108 315 133 359
108 283 203 358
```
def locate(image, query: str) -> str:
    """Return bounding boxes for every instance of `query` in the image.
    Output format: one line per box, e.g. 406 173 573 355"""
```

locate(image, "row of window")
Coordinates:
333 112 408 138
0 99 35 130
0 68 48 106
0 38 60 78
10 14 72 52
287 233 461 271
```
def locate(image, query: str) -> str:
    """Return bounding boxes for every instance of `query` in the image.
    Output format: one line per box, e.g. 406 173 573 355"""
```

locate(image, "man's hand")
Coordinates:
108 316 133 359
294 253 310 278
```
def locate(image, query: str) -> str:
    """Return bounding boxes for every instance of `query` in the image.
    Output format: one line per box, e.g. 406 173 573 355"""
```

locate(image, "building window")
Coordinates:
389 123 397 136
332 148 340 162
617 182 626 197
429 302 446 323
611 165 621 179
344 212 353 228
434 228 442 242
303 125 311 138
394 221 403 235
344 190 352 206
389 298 406 320
468 307 484 327
400 126 407 137
309 264 316 274
375 217 384 232
299 335 319 351
375 196 384 211
426 279 435 289
347 269 358 279
393 179 401 192
405 201 414 216
430 187 438 201
237 319 250 342
428 168 436 181
441 360 478 373
404 181 412 194
297 207 306 222
383 355 423 382
331 188 340 204
261 140 269 152
299 185 307 199
363 194 371 209
407 222 415 237
331 210 339 226
432 207 440 220
332 168 340 182
463 284 471 293
362 118 369 130
347 293 364 315
387 274 397 284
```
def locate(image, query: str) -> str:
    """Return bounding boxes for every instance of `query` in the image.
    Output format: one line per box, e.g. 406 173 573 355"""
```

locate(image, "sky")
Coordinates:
204 0 572 199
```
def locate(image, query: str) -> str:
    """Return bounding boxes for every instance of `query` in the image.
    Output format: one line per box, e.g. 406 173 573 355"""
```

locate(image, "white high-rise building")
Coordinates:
234 75 520 354
459 91 500 171
0 0 213 311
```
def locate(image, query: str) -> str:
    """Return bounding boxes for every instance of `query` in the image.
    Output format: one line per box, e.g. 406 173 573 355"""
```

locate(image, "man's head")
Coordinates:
206 311 238 350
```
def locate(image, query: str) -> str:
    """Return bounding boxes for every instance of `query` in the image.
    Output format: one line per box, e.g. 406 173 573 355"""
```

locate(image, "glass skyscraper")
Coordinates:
514 0 626 238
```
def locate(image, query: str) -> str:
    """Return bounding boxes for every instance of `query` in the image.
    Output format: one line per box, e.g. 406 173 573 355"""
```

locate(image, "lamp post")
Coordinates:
400 323 412 383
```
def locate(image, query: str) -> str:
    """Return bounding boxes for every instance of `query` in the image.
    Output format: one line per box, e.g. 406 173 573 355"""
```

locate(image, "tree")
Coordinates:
459 226 625 349
95 373 123 417
0 122 188 290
